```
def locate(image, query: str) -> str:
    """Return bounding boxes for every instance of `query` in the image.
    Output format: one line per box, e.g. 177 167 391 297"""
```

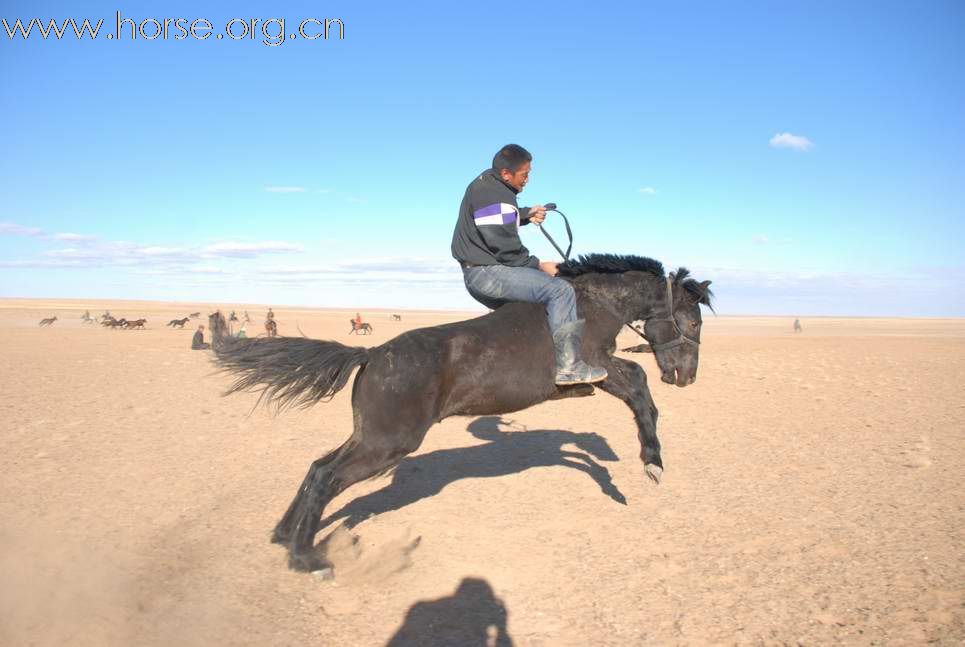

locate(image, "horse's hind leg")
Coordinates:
271 449 341 545
280 421 432 573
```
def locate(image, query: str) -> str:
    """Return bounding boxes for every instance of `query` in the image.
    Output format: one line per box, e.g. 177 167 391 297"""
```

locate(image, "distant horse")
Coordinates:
38 316 57 327
349 320 373 335
209 254 713 574
168 317 190 328
81 311 96 324
265 319 278 338
243 311 251 323
229 311 239 322
794 319 803 333
391 314 402 321
108 318 128 329
125 318 147 329
189 312 201 319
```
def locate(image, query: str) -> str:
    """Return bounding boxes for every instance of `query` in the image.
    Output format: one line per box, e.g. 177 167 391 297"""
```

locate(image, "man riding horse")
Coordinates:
452 144 607 386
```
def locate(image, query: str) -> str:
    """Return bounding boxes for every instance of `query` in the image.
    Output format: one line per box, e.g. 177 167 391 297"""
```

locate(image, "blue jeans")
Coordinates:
462 264 577 335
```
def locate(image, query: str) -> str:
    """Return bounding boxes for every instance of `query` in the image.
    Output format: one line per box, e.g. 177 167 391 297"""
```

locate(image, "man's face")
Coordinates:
500 161 531 192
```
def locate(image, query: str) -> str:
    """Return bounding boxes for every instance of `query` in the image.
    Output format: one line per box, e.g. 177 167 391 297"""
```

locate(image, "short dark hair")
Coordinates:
492 144 532 173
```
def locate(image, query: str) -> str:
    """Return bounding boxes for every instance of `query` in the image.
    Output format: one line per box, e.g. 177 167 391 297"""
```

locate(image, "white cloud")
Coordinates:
136 246 190 257
0 222 44 237
264 186 307 193
262 257 459 275
769 132 814 151
0 233 305 269
188 266 227 274
52 232 97 242
638 187 657 195
1 222 98 242
257 257 462 288
203 241 304 258
752 235 769 245
0 259 88 268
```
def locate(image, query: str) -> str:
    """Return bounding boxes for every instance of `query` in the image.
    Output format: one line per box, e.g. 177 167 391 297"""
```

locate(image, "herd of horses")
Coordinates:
41 310 401 339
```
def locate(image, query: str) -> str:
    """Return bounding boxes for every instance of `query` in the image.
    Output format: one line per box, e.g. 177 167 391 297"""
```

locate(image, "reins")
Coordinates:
537 205 698 352
535 203 573 261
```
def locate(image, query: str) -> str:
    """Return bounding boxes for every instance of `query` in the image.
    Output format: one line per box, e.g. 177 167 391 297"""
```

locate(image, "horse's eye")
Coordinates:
690 321 699 329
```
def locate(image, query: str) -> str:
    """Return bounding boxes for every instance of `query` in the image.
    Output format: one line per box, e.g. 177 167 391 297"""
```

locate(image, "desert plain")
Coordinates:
1 298 962 645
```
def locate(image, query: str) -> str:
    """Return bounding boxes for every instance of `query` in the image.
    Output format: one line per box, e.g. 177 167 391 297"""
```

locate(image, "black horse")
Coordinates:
209 254 713 574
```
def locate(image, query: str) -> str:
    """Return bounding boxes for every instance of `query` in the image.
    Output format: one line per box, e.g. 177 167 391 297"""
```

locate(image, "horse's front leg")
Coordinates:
598 356 663 483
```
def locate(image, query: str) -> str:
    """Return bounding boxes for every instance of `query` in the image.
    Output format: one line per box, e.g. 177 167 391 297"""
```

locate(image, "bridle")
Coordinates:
625 277 700 352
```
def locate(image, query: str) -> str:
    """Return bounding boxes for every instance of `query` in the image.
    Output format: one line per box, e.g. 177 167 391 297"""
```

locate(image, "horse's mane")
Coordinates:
558 253 714 308
557 253 665 278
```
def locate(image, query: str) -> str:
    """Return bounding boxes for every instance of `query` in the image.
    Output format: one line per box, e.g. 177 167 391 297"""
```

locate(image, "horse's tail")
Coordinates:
211 334 370 411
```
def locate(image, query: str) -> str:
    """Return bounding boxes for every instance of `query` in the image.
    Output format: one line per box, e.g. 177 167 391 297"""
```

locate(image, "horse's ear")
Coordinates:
697 280 715 309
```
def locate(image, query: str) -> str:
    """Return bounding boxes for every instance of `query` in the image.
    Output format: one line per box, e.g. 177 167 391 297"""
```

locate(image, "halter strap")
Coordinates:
627 277 700 352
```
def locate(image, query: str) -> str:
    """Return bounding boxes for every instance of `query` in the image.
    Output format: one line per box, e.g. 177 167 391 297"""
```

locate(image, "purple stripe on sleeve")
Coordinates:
473 203 502 219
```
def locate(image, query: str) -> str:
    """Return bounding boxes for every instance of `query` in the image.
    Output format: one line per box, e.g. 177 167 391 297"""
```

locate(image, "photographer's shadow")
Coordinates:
319 416 626 533
386 577 513 646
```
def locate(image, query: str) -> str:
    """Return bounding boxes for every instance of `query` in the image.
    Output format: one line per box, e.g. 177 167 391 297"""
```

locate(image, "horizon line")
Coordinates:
0 296 962 320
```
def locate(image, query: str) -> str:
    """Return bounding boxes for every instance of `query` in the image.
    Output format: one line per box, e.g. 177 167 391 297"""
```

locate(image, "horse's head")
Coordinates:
643 269 713 387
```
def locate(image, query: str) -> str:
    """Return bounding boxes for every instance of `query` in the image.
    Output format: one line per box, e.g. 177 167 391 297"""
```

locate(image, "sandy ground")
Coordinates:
1 299 962 646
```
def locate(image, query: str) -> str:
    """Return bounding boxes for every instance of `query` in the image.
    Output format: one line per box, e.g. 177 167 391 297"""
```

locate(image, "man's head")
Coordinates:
492 144 532 192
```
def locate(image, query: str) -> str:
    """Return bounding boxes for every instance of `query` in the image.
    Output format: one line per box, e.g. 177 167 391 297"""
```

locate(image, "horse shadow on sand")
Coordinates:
318 416 626 534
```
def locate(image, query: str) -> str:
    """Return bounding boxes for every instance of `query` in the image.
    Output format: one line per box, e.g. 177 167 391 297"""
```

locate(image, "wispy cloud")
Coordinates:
41 242 197 265
638 187 657 195
262 257 458 276
202 241 303 258
51 232 98 242
2 221 99 242
0 259 90 268
257 257 461 287
769 132 814 152
0 226 306 271
751 234 793 245
0 222 44 237
134 265 228 276
264 186 307 193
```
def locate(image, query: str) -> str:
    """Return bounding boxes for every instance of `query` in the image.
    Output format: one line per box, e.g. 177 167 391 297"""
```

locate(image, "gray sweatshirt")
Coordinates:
450 168 539 268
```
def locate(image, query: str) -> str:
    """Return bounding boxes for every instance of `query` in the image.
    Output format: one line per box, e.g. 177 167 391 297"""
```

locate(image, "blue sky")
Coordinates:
2 1 963 315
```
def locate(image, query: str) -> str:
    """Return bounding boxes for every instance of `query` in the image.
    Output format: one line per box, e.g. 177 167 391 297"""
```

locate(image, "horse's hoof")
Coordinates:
288 552 331 573
311 567 335 581
645 464 663 484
